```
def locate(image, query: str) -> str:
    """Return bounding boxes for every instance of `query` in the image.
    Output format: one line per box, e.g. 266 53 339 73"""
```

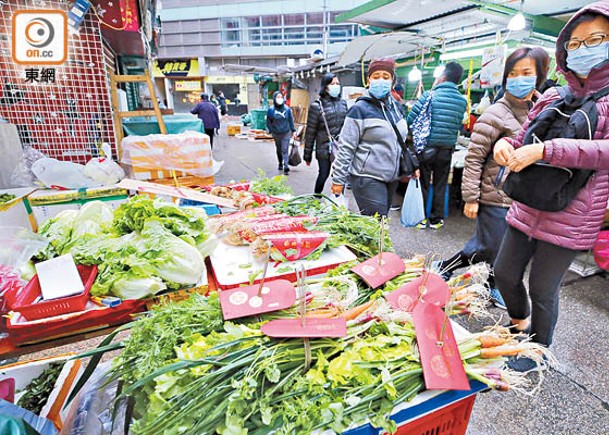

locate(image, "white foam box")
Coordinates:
0 187 38 231
0 354 83 430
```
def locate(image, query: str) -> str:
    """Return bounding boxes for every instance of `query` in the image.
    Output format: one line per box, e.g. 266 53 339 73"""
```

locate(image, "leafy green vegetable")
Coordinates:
0 193 16 204
17 361 65 415
250 169 293 196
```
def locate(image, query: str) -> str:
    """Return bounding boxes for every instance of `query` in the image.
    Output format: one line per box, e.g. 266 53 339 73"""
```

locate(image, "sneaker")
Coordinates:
432 260 453 281
346 183 352 190
278 163 284 171
389 204 401 211
506 354 547 372
415 219 428 229
429 220 444 230
489 288 507 310
283 167 290 175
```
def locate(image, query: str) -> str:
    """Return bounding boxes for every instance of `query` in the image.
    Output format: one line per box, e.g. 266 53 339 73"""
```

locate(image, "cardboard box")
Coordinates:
227 124 242 136
0 187 38 231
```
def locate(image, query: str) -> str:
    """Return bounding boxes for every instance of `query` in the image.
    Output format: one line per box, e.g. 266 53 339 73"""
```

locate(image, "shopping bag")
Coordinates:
333 194 349 209
400 178 425 227
288 142 302 167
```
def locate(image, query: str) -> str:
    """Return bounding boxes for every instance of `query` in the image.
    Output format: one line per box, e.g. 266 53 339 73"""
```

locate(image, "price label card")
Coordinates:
384 272 449 312
261 318 347 338
219 279 296 320
412 301 470 391
351 252 405 289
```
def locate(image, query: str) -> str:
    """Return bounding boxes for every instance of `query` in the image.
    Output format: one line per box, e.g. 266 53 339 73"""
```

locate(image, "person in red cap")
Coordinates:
331 58 418 216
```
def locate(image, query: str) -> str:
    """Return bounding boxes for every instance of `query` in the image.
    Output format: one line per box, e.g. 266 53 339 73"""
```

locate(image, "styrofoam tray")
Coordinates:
210 241 357 289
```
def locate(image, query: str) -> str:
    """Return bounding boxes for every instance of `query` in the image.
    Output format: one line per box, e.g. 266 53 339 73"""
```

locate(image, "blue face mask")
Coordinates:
369 79 392 99
506 75 537 99
566 41 609 77
327 84 341 98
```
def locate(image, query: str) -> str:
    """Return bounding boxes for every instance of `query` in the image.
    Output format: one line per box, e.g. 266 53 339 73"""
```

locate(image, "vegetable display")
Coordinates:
250 169 293 196
74 262 549 435
36 196 214 299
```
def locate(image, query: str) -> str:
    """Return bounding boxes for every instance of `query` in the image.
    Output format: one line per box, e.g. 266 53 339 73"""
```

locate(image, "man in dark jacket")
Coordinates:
304 73 348 194
190 94 220 148
267 91 297 174
407 61 467 229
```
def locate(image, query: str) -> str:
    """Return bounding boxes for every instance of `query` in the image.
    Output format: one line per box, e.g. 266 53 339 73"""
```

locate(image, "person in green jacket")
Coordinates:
407 61 468 229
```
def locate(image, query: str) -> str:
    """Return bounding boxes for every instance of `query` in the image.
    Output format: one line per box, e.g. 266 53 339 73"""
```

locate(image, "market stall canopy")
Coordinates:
338 32 437 66
336 0 591 61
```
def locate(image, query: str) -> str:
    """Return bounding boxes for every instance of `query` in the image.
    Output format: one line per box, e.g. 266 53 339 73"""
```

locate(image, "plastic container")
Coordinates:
9 265 97 321
179 199 221 216
394 395 476 435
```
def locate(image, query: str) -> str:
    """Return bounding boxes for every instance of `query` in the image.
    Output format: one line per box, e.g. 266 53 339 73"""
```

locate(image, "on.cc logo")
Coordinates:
12 10 67 65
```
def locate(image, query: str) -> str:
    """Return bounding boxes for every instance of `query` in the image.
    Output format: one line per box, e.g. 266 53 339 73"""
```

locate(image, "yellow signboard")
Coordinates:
175 80 202 91
153 59 200 77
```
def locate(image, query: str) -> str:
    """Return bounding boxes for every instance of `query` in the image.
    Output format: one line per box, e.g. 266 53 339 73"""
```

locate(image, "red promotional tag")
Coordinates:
262 231 330 261
412 301 470 391
261 318 347 338
351 252 405 289
240 215 318 243
384 272 450 312
219 279 296 320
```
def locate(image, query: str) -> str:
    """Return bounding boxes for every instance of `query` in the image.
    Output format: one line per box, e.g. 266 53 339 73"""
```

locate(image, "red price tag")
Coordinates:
351 252 405 289
219 279 296 320
384 272 449 311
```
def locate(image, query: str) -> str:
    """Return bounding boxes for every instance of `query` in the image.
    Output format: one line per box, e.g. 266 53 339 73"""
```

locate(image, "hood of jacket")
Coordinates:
556 1 609 98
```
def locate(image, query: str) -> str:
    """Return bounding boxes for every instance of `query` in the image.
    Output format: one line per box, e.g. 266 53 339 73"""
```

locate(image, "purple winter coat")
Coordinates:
505 1 609 251
190 101 220 129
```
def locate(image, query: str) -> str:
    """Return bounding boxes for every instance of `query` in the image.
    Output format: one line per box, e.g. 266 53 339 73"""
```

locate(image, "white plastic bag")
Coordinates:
83 157 125 185
400 179 425 227
333 194 349 209
32 158 100 189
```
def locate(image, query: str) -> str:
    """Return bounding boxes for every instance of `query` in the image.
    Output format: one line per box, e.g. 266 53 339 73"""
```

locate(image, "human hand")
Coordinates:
413 169 420 179
331 183 344 195
293 132 299 140
494 139 514 166
507 143 545 173
463 202 479 220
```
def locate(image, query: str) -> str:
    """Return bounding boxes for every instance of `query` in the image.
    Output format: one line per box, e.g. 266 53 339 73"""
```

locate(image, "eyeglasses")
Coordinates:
564 34 609 51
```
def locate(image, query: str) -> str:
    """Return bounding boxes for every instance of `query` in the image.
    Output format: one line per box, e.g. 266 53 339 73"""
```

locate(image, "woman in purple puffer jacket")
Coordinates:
493 1 609 372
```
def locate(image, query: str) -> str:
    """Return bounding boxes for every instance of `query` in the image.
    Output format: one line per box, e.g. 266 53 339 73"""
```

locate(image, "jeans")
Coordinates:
204 128 215 148
494 226 577 346
419 148 452 223
273 132 291 168
351 175 396 216
314 158 331 194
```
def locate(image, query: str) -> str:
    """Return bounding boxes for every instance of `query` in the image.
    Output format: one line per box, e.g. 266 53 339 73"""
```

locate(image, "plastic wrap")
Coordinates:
0 227 48 272
120 131 223 180
11 146 47 188
60 361 128 435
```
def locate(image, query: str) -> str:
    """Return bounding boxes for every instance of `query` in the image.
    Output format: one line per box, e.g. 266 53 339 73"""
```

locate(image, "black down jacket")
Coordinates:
304 95 348 162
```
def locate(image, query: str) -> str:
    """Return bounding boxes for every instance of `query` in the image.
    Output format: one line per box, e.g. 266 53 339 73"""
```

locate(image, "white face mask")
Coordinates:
275 97 284 105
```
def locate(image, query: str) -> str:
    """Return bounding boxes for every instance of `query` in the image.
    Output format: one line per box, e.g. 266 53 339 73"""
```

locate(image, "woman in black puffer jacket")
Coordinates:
304 73 348 194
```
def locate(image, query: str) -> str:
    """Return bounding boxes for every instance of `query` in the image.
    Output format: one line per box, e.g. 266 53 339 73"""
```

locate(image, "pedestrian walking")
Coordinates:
437 47 550 309
266 91 297 175
407 62 468 229
190 93 220 148
331 58 418 216
304 73 348 194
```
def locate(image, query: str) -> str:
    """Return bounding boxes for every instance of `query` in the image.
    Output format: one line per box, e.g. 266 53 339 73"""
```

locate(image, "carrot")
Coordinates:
478 335 512 348
340 300 376 320
307 308 340 318
480 345 522 358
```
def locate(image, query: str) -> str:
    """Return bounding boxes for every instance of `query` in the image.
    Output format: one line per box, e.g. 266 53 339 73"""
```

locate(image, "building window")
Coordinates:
221 18 241 46
284 14 304 27
261 15 282 27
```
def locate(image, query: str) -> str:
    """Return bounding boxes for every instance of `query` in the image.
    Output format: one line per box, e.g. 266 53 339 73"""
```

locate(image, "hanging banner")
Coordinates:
479 45 507 88
153 59 200 77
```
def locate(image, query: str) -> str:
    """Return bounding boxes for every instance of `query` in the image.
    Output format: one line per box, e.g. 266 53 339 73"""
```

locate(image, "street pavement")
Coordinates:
212 127 609 435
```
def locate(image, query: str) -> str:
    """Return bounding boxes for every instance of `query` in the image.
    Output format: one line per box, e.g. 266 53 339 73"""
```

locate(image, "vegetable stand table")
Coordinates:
122 114 204 136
